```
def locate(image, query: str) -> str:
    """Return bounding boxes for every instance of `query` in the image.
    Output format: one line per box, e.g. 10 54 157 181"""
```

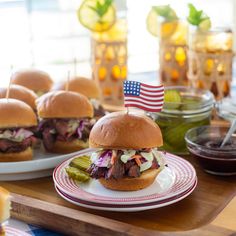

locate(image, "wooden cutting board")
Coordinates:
0 119 235 235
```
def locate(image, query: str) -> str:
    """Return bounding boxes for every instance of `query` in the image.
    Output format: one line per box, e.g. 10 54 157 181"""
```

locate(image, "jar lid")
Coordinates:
216 97 236 121
162 86 214 115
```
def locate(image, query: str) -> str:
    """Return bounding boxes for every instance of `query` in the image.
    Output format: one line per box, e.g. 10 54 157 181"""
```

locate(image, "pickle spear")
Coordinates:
69 155 91 171
65 166 90 182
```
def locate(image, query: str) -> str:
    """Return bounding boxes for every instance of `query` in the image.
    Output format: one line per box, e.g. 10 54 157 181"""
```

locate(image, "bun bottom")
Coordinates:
49 139 89 154
0 147 33 162
99 168 163 191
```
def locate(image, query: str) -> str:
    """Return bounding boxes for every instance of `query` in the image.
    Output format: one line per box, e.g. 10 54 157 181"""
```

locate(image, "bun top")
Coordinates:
0 85 37 110
0 98 37 128
51 77 100 99
11 69 53 93
36 91 94 119
89 111 163 149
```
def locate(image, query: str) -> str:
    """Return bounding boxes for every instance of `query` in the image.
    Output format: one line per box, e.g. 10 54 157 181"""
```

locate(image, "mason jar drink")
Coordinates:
188 27 233 99
159 20 188 86
91 19 127 106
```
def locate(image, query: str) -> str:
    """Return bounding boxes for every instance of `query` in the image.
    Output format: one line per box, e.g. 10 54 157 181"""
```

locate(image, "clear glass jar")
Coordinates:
154 86 214 154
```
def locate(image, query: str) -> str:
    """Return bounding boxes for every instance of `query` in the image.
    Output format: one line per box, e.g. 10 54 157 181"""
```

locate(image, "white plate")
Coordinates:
55 179 197 212
54 152 197 205
0 148 93 181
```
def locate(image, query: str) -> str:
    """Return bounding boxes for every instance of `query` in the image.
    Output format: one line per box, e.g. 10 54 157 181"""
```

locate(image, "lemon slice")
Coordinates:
146 8 178 38
77 0 116 32
199 18 211 31
146 8 159 37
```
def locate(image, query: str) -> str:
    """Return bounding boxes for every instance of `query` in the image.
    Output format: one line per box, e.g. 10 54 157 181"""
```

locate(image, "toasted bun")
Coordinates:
0 186 10 223
0 147 33 162
0 85 37 110
11 69 53 93
48 139 89 154
36 91 94 118
89 111 163 149
52 77 100 99
0 99 37 128
99 168 162 191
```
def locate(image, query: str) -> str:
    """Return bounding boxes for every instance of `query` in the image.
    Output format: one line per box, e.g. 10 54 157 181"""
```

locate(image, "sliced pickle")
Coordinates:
69 155 91 171
65 166 90 182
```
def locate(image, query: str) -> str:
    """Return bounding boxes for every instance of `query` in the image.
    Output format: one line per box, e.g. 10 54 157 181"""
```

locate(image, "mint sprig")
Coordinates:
187 3 210 26
152 5 178 21
89 0 113 18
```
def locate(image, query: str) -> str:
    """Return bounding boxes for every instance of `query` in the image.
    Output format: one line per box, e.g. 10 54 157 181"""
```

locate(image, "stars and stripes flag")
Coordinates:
123 81 164 112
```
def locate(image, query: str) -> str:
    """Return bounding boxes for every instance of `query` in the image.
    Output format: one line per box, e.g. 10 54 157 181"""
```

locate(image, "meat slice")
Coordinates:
88 164 107 179
54 120 68 136
42 128 56 151
128 165 140 178
106 158 124 179
0 137 33 153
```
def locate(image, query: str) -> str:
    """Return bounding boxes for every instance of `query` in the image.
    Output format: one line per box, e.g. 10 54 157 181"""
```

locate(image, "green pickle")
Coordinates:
65 155 91 182
156 89 212 154
65 167 90 182
70 155 91 171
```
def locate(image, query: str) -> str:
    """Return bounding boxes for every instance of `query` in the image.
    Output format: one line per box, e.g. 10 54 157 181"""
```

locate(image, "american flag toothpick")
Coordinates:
123 81 164 112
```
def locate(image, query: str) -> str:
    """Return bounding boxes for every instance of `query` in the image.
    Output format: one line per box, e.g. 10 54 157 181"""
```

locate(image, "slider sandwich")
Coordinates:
11 69 53 96
52 77 105 118
88 111 166 191
36 91 94 153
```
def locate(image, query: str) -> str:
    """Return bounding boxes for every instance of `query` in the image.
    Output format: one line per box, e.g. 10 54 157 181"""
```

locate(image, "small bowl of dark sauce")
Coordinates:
185 126 236 176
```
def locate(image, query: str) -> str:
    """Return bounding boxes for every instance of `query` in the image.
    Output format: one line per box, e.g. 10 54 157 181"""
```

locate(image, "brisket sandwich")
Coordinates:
0 99 37 162
36 91 94 153
88 111 166 191
51 77 105 118
0 85 37 110
11 69 53 96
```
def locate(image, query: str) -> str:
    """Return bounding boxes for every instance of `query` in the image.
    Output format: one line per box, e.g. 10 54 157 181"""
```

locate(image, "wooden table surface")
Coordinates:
1 154 236 235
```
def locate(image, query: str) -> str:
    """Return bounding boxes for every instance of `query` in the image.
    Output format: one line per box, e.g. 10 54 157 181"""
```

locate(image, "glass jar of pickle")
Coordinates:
159 20 188 86
91 19 127 106
188 27 234 100
154 86 214 154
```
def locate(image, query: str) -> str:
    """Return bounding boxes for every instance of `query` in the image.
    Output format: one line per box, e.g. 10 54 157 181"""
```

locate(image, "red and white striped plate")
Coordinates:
4 226 31 236
53 152 197 205
55 179 197 212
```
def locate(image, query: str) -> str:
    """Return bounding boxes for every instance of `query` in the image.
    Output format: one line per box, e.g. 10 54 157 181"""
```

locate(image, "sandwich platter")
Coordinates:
0 148 93 181
53 151 197 212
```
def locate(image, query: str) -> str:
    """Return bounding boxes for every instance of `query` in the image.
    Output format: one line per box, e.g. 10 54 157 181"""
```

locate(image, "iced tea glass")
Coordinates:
159 20 188 86
91 19 127 106
188 27 233 99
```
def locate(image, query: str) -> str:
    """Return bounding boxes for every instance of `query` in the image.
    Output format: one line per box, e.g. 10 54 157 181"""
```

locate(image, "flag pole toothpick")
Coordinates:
65 70 70 92
74 58 77 77
6 65 13 101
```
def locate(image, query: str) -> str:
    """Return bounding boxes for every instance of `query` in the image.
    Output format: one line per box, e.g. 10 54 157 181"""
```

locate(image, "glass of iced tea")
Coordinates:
159 20 188 86
188 27 234 99
91 19 127 106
